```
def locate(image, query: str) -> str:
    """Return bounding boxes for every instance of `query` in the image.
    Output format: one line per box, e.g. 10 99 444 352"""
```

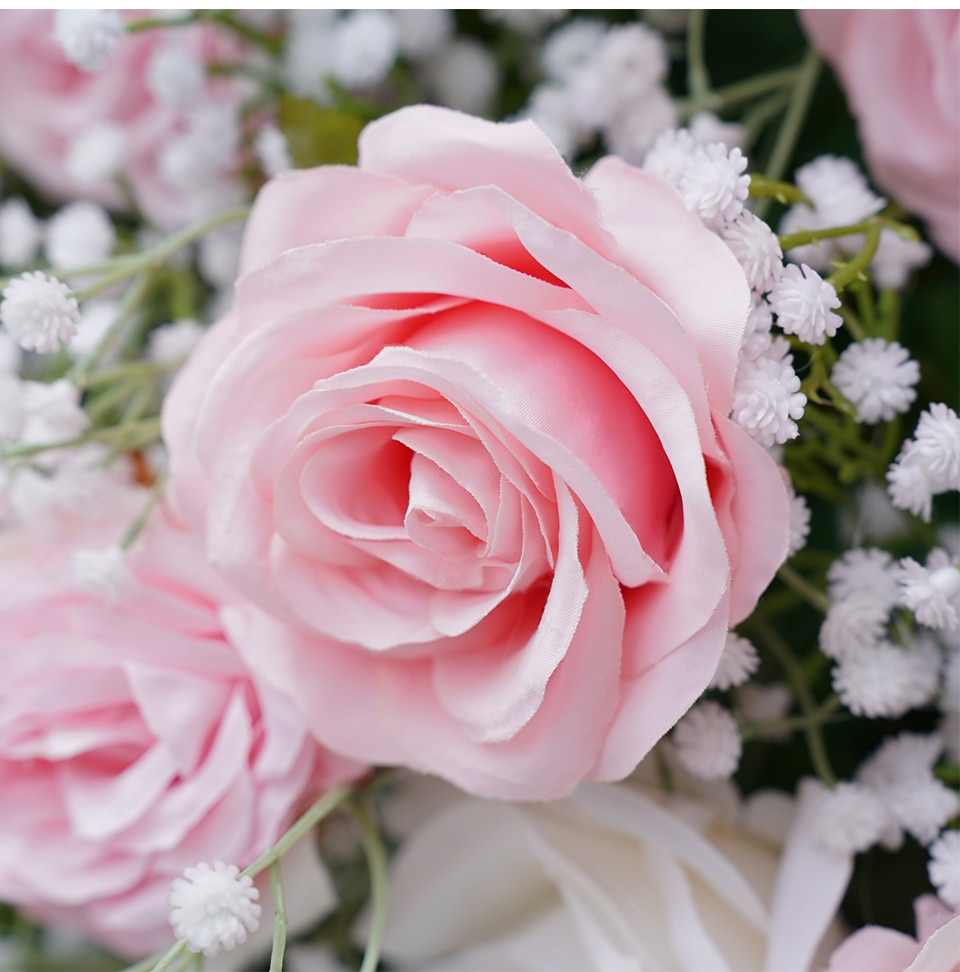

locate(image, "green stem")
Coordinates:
780 219 876 251
69 271 157 385
268 861 287 972
752 618 836 786
349 800 389 972
685 10 712 111
777 563 830 614
755 47 821 219
828 221 882 293
0 417 161 460
57 205 250 284
121 472 168 550
207 10 283 56
748 175 809 206
125 12 202 32
80 358 182 391
743 88 792 142
740 694 843 741
241 784 354 880
679 65 802 119
148 941 188 972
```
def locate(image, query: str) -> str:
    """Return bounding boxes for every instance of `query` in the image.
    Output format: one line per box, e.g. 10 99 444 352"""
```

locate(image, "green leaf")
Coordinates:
279 96 365 168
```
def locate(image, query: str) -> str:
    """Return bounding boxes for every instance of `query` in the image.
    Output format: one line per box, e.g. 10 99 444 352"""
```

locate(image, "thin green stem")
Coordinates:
80 358 182 391
121 472 168 550
0 417 161 460
125 12 202 32
755 47 821 219
207 10 283 56
349 800 389 972
241 784 354 880
679 65 802 119
748 175 809 207
780 219 875 252
777 563 830 614
743 88 792 142
58 205 250 284
740 695 844 741
69 271 156 384
828 221 882 293
148 941 187 972
268 860 287 972
752 618 836 786
685 10 712 112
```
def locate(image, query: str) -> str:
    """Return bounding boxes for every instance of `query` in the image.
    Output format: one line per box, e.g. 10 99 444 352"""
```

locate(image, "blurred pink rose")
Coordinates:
801 11 960 262
0 11 242 229
164 105 790 800
826 896 959 972
0 511 361 958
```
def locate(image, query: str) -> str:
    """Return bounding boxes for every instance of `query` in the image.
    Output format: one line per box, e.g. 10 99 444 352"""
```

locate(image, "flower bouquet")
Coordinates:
0 10 956 972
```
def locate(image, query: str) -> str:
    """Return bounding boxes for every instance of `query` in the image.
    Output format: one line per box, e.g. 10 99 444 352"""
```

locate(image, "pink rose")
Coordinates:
0 511 361 958
0 11 241 229
826 896 959 972
164 105 790 799
801 11 960 262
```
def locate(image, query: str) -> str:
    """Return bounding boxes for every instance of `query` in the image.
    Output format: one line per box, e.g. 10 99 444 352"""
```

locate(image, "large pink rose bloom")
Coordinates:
801 10 960 262
0 512 361 958
0 11 239 229
164 106 790 799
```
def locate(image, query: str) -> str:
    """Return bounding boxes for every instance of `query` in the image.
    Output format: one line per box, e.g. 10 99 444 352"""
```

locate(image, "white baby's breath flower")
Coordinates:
769 263 842 345
888 404 960 521
73 545 139 603
66 122 127 187
819 594 890 662
833 636 941 718
807 779 893 855
146 41 205 111
688 111 748 152
642 127 698 188
254 124 293 179
870 228 933 291
332 10 399 91
147 319 206 364
827 547 901 605
392 9 454 61
735 682 792 740
857 733 959 847
484 9 567 36
540 18 607 81
897 551 960 631
730 337 806 447
787 489 811 557
45 201 115 270
679 143 750 224
0 197 42 270
928 831 960 909
709 632 760 691
602 88 677 165
741 299 774 360
779 203 837 274
794 155 885 230
424 40 499 116
169 861 261 957
831 339 919 424
0 272 80 353
69 299 119 359
721 211 783 294
53 10 123 73
671 700 742 780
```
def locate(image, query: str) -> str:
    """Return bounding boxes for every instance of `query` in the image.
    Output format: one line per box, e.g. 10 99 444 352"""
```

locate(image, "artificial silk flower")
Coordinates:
163 104 792 800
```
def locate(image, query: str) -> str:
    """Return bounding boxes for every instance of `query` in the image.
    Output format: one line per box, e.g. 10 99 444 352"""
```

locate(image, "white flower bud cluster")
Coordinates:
670 700 742 780
928 831 960 909
887 404 960 522
896 549 960 632
169 861 261 957
831 339 919 424
0 273 80 354
855 733 959 849
820 548 944 719
709 632 760 691
524 21 676 162
53 10 124 73
780 155 931 290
